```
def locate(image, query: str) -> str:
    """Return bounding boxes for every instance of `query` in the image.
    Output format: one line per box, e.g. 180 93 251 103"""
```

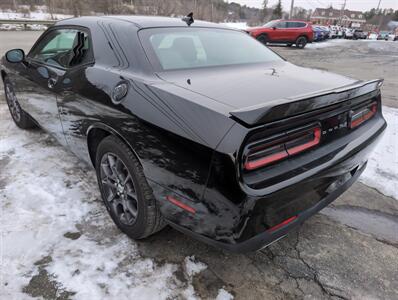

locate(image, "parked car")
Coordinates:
319 26 330 39
387 32 397 41
329 25 338 38
353 29 366 39
345 28 366 40
377 31 390 40
1 16 387 253
344 28 355 39
247 19 314 49
368 32 378 40
336 26 344 38
312 25 325 41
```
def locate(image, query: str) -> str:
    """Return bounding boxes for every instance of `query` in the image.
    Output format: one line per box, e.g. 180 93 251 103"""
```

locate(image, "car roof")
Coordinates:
56 15 229 29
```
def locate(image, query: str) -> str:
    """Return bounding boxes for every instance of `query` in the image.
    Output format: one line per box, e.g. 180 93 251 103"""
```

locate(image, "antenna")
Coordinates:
182 12 194 26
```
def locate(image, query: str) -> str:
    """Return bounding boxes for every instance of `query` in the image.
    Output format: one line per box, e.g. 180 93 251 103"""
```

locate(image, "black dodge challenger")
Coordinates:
1 16 387 252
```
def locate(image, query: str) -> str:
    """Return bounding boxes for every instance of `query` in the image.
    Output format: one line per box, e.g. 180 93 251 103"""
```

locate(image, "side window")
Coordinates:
288 22 306 28
276 22 287 29
30 29 91 68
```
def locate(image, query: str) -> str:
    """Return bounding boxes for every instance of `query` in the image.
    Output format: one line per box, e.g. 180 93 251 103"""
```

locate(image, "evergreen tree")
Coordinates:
261 0 268 21
272 0 282 20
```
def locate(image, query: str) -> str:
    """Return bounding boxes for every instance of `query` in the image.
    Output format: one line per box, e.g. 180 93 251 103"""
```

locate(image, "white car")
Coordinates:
388 33 397 41
345 28 354 39
329 25 338 38
368 33 378 40
336 26 344 38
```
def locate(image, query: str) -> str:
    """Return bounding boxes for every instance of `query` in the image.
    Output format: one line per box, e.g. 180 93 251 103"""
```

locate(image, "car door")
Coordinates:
286 22 304 41
270 21 287 41
16 28 83 145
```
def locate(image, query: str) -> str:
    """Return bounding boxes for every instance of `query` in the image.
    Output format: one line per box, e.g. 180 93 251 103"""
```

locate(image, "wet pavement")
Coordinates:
1 32 398 300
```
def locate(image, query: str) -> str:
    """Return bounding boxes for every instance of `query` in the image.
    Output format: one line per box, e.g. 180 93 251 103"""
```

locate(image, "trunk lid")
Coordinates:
157 61 381 126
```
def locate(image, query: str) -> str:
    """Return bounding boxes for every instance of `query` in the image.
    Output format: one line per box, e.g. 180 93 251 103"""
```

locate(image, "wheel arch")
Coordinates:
1 70 7 81
297 34 309 41
296 33 309 41
86 123 142 169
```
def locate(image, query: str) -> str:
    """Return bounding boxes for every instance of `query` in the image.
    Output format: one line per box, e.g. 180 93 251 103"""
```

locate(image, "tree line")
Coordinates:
0 0 397 26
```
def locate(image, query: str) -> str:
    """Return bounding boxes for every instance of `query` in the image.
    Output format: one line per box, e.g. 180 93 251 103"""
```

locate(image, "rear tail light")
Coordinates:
350 102 377 129
244 125 321 171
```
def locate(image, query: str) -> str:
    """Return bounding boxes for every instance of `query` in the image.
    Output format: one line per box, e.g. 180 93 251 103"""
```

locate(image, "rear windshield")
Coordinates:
139 27 282 71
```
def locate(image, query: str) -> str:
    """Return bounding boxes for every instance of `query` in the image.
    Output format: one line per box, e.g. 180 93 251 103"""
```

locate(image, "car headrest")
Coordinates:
171 37 197 63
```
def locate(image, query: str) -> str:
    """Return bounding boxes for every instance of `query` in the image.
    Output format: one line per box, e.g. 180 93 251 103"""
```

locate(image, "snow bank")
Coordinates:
306 39 350 49
360 106 398 200
0 8 72 21
216 288 234 300
0 101 209 299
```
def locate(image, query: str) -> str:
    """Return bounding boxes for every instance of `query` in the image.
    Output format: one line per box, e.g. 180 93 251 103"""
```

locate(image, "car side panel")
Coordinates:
54 21 233 222
57 65 215 207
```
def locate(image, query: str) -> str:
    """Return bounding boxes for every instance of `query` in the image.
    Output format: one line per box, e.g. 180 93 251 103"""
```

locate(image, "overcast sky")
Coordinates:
227 0 398 11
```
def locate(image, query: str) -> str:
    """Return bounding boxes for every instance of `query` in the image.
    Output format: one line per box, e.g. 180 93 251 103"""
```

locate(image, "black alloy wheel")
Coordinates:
95 135 165 239
3 77 36 129
100 152 138 226
295 36 308 49
257 34 269 45
5 80 22 123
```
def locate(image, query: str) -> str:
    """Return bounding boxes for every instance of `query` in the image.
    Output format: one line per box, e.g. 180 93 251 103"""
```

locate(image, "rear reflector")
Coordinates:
166 196 196 214
244 125 321 171
266 216 297 233
350 102 377 129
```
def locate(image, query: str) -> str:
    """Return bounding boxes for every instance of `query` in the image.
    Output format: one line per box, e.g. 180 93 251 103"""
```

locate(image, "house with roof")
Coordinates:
311 8 366 27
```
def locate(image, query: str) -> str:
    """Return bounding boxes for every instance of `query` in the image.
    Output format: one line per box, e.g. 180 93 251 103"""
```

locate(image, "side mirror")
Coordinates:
272 27 277 30
6 49 25 63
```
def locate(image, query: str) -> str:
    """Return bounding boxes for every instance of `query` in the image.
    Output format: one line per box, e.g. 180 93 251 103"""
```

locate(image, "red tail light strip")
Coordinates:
244 125 321 171
245 150 288 171
166 196 196 214
350 102 377 129
286 127 321 156
266 216 298 233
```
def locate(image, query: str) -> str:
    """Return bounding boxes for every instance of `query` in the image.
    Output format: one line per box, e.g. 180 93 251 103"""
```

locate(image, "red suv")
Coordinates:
247 19 314 49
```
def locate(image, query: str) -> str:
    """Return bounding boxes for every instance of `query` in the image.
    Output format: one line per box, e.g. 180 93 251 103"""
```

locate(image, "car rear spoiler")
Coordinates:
229 79 383 126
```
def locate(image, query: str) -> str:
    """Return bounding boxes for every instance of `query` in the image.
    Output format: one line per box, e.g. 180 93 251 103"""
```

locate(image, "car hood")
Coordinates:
156 61 358 111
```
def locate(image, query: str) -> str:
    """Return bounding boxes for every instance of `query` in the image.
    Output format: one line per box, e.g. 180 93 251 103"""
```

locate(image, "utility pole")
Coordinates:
377 0 383 31
376 0 382 12
289 0 294 19
339 0 346 26
211 0 214 22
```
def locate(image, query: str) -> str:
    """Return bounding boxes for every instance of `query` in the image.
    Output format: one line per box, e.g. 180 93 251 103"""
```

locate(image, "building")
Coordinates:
311 8 366 27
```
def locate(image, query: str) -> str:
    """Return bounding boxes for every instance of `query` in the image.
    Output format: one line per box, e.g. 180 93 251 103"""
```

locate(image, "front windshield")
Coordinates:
140 27 282 71
263 20 279 28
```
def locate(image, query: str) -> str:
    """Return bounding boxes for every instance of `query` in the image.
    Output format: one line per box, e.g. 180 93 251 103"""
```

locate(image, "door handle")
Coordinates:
48 78 57 89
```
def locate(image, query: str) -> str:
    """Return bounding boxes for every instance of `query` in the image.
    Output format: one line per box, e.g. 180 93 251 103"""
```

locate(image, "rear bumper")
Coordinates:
168 161 365 253
166 116 386 253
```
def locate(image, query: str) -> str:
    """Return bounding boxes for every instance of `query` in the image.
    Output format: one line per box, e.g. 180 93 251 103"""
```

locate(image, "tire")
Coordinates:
295 36 307 49
257 34 269 45
95 135 165 239
3 77 36 129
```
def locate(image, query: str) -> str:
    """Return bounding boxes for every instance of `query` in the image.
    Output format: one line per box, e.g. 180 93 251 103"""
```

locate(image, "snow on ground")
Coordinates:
0 99 229 299
0 6 72 21
0 84 396 298
360 106 398 200
305 38 350 49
